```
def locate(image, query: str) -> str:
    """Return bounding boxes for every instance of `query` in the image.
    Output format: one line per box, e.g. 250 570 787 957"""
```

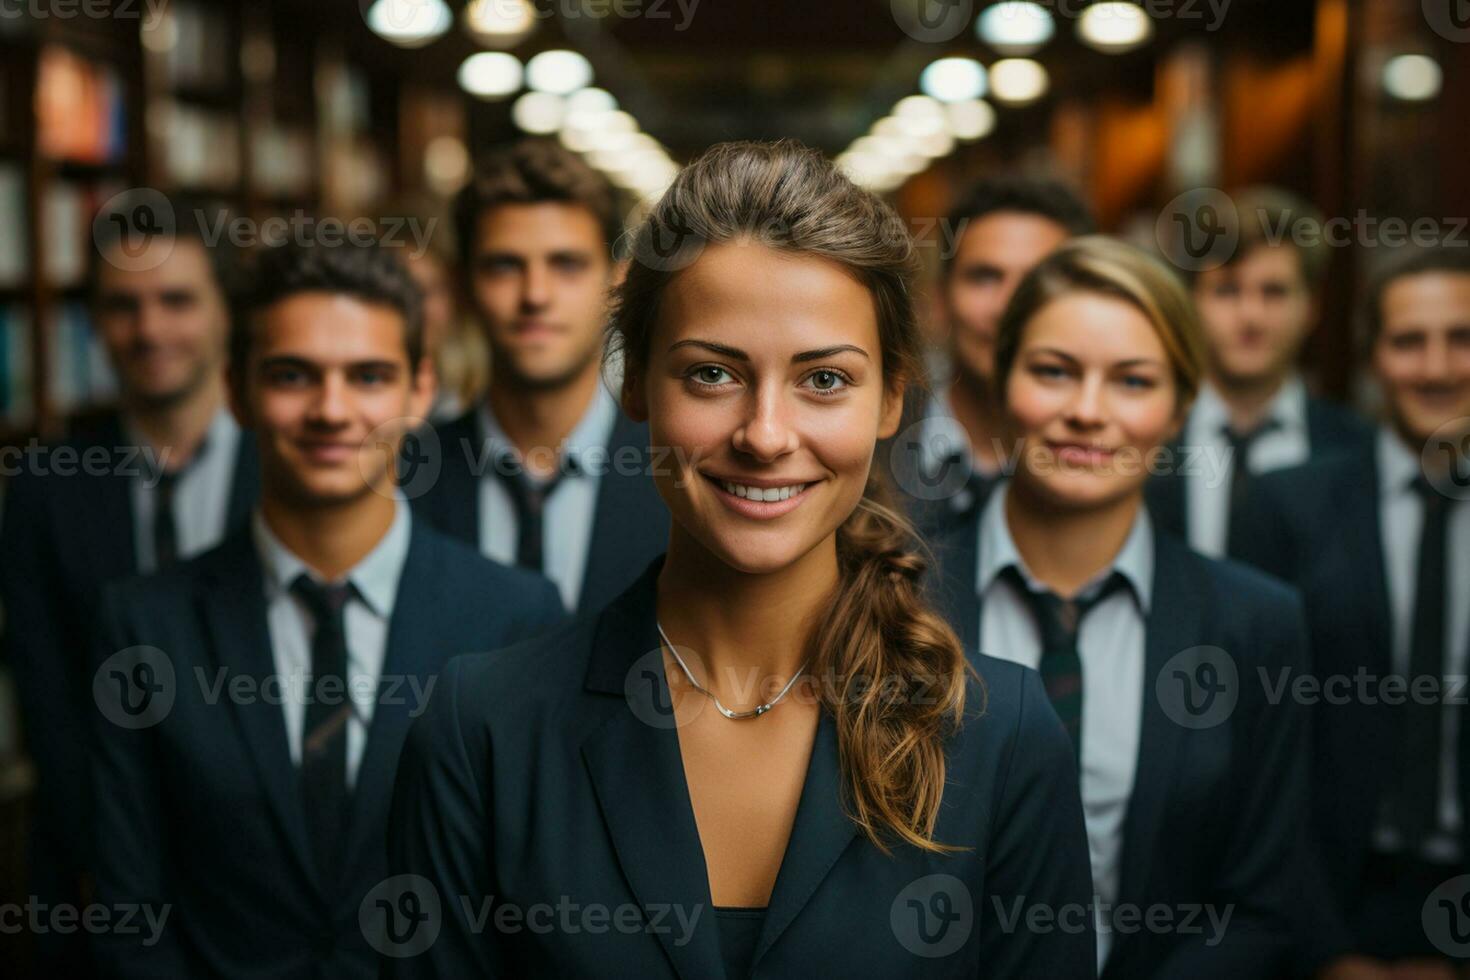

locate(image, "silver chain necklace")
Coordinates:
655 620 808 720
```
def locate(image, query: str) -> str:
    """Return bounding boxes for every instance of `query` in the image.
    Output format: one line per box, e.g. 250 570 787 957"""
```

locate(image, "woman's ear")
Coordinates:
878 376 908 440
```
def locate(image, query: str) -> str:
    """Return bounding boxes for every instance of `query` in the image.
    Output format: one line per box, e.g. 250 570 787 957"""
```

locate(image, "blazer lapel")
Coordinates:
578 415 667 614
750 711 857 970
580 564 726 980
1342 457 1392 678
927 504 981 653
200 532 322 899
77 413 139 582
1114 534 1201 929
341 528 446 885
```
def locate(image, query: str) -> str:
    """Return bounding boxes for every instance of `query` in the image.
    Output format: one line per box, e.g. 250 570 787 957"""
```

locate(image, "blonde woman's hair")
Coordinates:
610 140 972 854
994 235 1207 412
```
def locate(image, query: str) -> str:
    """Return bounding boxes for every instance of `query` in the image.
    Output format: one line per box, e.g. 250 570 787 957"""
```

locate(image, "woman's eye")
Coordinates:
1120 375 1157 390
804 370 848 394
689 365 733 386
1032 364 1067 380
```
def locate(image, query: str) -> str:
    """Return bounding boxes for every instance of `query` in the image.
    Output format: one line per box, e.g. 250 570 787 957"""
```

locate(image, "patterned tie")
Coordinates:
1001 566 1130 758
289 574 356 884
1222 419 1280 557
1388 476 1451 848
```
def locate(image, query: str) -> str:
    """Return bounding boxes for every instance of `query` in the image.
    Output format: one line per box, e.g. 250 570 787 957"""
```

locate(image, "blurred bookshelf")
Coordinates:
0 0 425 448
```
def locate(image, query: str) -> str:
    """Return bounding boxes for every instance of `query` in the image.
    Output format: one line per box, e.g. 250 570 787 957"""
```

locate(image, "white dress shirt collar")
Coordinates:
977 480 1155 613
1190 374 1308 440
477 384 620 478
252 496 412 618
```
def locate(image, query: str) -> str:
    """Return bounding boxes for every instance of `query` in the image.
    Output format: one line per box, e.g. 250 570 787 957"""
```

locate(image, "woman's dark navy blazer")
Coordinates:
383 557 1098 978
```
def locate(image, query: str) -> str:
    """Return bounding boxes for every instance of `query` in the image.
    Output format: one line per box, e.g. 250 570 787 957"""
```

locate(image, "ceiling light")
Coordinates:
1078 2 1154 53
365 0 452 48
526 49 593 96
463 0 536 48
512 92 565 134
920 57 987 102
946 99 997 141
989 58 1049 105
1383 54 1442 101
457 52 523 100
976 2 1055 55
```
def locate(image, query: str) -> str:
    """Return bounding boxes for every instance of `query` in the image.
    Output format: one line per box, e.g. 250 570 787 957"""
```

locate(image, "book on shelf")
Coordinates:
42 179 127 290
0 304 34 428
0 164 27 289
36 46 127 166
46 300 116 415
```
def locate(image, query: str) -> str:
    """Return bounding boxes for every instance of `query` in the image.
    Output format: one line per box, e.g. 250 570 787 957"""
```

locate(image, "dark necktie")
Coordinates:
289 574 355 884
1223 419 1280 557
1389 476 1451 848
153 468 181 569
495 452 567 572
149 436 210 570
1001 565 1129 757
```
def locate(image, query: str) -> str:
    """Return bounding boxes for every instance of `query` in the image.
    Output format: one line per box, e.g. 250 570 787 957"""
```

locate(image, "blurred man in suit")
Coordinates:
1149 186 1369 558
90 236 564 978
412 138 668 614
1235 245 1470 978
883 176 1094 524
0 192 257 974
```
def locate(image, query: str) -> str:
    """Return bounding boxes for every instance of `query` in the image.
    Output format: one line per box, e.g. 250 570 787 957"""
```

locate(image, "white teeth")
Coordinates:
720 480 807 502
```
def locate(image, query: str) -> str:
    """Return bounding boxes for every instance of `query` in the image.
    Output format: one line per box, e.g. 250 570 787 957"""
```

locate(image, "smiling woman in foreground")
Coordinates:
382 140 1097 978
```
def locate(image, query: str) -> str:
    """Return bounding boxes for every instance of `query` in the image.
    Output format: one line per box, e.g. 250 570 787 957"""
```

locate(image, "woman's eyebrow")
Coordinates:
667 339 870 362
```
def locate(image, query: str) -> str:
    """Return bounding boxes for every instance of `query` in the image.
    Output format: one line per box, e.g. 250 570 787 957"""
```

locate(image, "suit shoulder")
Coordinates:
433 613 597 711
417 524 549 589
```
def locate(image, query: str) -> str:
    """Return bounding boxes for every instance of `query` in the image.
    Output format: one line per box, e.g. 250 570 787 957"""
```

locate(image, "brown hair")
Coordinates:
610 140 971 854
995 235 1207 413
453 137 622 269
1361 244 1470 352
1213 185 1328 287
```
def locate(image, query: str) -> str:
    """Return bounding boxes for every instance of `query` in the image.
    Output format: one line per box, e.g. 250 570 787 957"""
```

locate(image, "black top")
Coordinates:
713 906 765 980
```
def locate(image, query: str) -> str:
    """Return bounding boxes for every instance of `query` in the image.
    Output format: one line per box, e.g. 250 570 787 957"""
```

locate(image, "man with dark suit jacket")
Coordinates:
89 236 565 978
1235 245 1470 978
410 139 667 615
1147 187 1369 558
0 192 258 973
883 176 1095 528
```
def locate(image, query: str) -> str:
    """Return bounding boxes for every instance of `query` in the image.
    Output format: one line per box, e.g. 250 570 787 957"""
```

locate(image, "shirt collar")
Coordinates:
916 387 973 479
124 405 240 479
477 385 620 477
1376 424 1422 496
252 496 412 618
977 480 1154 612
1191 375 1307 438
